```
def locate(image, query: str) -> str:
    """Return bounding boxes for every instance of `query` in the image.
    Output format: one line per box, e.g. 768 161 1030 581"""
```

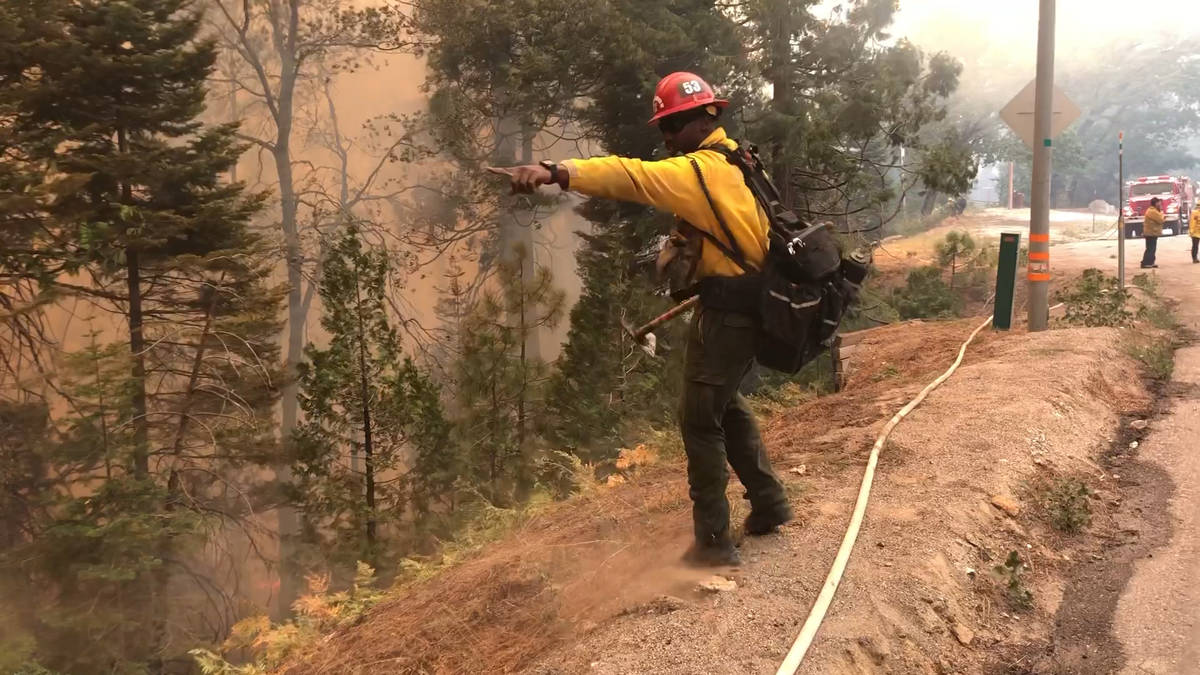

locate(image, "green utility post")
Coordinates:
994 232 1022 330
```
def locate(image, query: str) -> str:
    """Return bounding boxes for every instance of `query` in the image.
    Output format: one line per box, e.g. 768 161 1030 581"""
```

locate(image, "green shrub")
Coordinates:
891 265 960 319
935 231 977 284
840 277 902 332
1136 302 1178 332
993 550 1034 610
1129 273 1180 331
1123 332 1175 380
1131 272 1158 294
1040 477 1092 533
1055 269 1131 327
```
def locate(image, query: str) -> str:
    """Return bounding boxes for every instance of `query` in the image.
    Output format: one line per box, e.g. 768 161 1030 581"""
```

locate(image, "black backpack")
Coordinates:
688 142 870 374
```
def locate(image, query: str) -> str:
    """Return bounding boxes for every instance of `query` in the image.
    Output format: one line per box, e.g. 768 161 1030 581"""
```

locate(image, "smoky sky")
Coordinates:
892 0 1200 70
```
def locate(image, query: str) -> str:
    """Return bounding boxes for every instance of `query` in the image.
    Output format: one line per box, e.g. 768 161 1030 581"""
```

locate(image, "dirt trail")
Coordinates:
1068 234 1200 675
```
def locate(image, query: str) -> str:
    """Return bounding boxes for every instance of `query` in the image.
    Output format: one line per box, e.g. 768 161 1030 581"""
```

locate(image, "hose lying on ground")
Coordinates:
774 314 994 675
777 305 1066 673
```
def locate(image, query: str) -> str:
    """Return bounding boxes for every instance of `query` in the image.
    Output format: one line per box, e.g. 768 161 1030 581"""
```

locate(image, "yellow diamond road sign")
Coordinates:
1000 79 1082 149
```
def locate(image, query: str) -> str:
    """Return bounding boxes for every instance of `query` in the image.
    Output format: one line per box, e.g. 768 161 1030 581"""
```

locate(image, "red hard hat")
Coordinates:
648 72 728 125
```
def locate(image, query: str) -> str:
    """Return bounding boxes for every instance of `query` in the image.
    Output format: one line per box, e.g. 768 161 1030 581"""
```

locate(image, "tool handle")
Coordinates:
633 296 699 340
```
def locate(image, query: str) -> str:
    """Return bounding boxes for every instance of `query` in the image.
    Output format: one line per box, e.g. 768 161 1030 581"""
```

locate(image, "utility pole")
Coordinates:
1118 131 1126 289
1027 0 1056 332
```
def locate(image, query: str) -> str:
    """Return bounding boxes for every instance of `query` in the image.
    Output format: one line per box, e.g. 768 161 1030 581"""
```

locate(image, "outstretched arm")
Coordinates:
489 155 697 215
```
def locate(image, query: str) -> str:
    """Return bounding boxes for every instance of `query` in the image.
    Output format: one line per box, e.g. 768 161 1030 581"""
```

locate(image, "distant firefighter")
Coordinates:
1142 197 1164 269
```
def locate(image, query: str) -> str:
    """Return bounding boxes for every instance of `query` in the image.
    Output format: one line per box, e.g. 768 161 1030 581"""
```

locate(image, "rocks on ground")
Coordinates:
697 576 737 593
990 494 1021 517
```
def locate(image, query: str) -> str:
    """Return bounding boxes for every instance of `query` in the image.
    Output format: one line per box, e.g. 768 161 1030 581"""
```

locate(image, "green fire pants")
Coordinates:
680 306 788 547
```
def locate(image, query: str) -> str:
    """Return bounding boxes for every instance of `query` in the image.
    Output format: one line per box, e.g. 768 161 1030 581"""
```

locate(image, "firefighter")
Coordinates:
1190 206 1200 263
1142 197 1164 269
490 72 792 566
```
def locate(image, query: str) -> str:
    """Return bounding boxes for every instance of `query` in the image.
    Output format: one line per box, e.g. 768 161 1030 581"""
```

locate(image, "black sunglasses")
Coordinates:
658 114 690 134
658 107 713 135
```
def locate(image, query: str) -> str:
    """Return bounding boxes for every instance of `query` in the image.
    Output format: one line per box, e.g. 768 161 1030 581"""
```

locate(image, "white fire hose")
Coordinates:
776 310 1031 674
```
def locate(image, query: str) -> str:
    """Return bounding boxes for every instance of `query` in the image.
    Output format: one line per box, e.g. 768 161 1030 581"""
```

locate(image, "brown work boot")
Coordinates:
744 502 794 536
683 539 741 568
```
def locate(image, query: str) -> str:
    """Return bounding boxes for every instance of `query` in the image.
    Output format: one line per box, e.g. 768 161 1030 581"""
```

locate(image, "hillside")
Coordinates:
274 310 1154 673
9 2 1200 671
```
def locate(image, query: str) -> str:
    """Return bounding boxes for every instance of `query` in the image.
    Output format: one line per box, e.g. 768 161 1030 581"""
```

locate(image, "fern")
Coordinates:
190 562 384 673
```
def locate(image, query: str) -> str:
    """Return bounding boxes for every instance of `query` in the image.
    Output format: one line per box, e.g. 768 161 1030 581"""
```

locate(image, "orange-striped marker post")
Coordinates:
1027 0 1057 331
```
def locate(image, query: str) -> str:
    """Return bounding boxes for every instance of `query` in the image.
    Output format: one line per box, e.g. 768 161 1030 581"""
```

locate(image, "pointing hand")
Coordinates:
486 165 553 194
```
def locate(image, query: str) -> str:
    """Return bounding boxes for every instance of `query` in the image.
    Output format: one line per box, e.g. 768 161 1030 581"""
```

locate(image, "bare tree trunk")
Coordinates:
922 190 940 216
490 121 540 505
515 255 530 503
152 285 220 673
119 127 149 479
126 249 148 477
768 1 795 209
211 0 408 613
119 122 165 672
489 375 500 505
90 332 113 481
517 127 541 365
227 70 239 184
275 141 303 617
352 255 377 557
168 283 221 483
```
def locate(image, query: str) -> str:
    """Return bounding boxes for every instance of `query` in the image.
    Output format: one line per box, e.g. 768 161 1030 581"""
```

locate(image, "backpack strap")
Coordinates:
707 142 808 245
686 155 759 274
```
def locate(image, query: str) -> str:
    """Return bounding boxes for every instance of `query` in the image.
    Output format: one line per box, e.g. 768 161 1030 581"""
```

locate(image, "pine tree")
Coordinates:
294 225 453 570
741 0 972 230
208 0 413 615
429 253 470 380
0 0 285 669
548 1 976 450
0 397 49 671
543 221 684 460
545 0 743 459
936 231 977 290
453 246 563 506
0 0 84 394
410 0 735 465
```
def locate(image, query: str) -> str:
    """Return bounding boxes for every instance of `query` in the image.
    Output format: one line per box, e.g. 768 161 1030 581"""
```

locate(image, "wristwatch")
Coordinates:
539 159 562 186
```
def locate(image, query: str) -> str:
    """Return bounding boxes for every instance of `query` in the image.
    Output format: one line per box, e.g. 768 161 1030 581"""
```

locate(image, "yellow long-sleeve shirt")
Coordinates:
562 127 768 279
1190 208 1200 238
1144 206 1165 236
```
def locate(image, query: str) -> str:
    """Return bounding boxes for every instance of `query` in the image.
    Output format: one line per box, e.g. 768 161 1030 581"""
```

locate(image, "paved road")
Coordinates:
1057 233 1200 674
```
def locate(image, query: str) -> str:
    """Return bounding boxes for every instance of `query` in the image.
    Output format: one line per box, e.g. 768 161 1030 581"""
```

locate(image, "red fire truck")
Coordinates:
1123 175 1194 238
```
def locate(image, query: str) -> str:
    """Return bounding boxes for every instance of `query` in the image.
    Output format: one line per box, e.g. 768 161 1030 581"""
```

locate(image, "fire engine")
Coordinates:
1123 175 1194 238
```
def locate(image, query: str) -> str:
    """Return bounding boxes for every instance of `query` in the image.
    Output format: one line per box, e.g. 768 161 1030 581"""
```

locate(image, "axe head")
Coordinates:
640 332 657 358
620 318 658 358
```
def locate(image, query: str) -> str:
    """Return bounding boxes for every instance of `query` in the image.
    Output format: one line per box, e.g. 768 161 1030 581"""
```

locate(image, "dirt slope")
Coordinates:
279 315 1149 675
531 326 1146 675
